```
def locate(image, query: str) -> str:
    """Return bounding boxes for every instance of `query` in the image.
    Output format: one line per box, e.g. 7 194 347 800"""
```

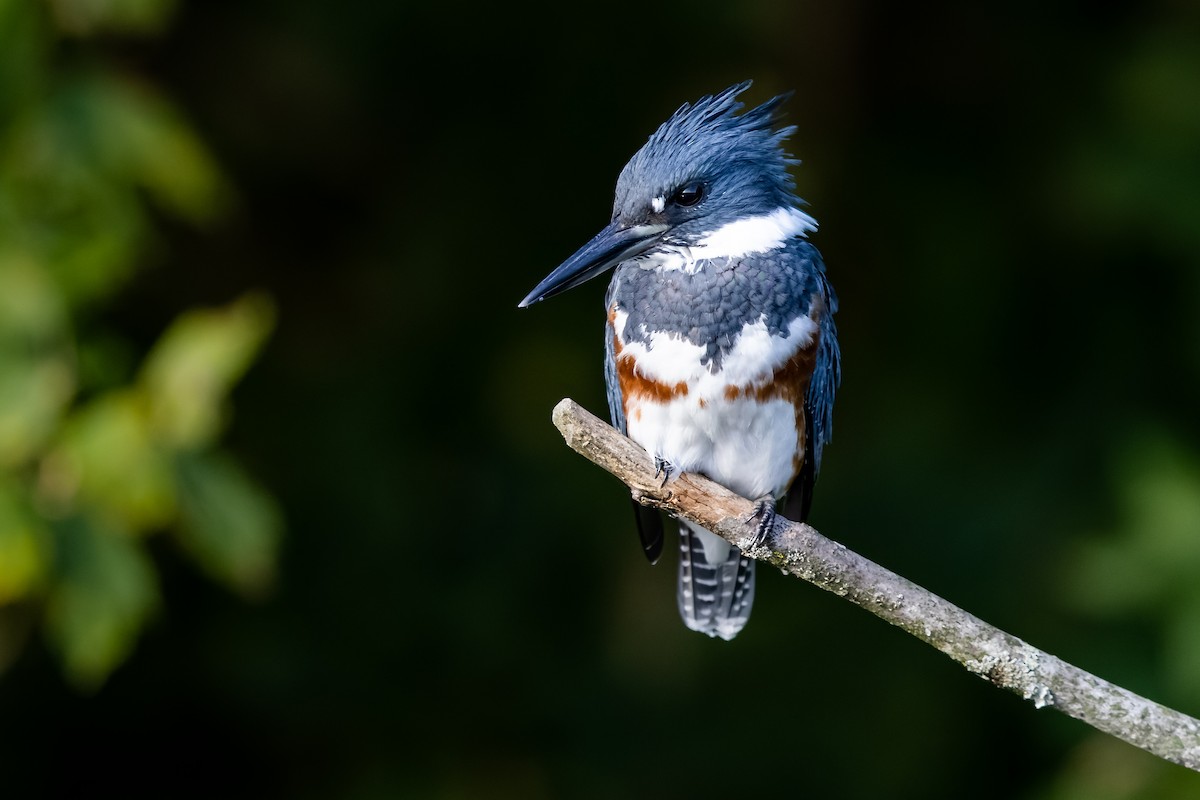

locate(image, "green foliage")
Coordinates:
0 479 48 605
0 0 278 689
175 450 283 597
45 515 159 690
1068 436 1200 696
141 294 276 449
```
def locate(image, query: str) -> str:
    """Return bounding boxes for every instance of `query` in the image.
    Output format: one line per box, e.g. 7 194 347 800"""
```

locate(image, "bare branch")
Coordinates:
551 398 1200 771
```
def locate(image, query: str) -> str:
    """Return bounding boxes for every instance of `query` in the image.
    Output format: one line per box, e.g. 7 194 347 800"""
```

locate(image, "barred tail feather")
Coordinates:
677 523 755 640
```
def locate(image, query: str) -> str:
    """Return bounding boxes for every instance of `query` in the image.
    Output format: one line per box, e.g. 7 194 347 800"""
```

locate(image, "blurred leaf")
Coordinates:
0 248 69 340
48 0 177 37
141 293 276 448
175 451 283 597
0 479 51 605
44 514 159 689
1 99 148 305
54 391 176 532
0 70 231 306
0 349 74 468
72 72 231 223
1066 435 1200 616
0 249 76 466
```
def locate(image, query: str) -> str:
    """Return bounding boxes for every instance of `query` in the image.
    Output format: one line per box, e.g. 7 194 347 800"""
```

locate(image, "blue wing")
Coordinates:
785 247 841 522
807 267 841 473
604 284 665 564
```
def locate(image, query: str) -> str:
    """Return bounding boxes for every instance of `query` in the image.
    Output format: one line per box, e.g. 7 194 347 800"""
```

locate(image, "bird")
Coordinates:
519 81 840 640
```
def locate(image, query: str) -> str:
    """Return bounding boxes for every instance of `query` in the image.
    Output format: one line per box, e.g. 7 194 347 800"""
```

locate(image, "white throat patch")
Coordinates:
639 206 817 274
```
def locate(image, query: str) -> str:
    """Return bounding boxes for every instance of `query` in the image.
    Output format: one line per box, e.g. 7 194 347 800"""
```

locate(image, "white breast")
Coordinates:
612 310 817 393
614 310 815 500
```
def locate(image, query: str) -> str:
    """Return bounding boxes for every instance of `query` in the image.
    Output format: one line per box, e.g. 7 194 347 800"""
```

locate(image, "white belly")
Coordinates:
613 309 811 500
626 392 799 500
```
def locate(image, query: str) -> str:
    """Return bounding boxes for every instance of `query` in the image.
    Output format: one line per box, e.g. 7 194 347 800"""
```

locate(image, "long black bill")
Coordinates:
518 220 667 308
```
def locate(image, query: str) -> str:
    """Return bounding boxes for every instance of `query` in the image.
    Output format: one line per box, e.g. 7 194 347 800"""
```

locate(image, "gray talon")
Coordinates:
653 455 677 487
748 496 778 548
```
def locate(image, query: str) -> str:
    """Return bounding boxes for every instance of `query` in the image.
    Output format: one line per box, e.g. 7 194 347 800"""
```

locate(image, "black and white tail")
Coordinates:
677 522 755 640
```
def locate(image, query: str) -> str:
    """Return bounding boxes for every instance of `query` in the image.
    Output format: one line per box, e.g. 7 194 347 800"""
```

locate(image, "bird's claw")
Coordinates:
747 496 778 548
653 455 678 488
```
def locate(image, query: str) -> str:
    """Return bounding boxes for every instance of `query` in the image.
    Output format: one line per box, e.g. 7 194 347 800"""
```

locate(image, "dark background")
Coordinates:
4 0 1200 797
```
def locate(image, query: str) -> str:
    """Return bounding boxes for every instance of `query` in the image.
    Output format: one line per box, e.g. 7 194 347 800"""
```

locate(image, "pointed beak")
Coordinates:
518 220 668 308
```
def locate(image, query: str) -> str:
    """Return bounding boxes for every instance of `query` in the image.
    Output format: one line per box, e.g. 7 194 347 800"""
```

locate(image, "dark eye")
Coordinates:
670 182 705 207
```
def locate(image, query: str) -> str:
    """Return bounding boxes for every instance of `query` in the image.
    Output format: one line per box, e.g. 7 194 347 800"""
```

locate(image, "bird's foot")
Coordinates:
652 455 678 488
747 495 778 549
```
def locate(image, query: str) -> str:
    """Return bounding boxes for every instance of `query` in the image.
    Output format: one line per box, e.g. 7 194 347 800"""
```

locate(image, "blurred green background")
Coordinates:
2 0 1200 797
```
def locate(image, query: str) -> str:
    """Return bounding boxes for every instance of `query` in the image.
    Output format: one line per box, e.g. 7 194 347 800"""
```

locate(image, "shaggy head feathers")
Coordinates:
612 81 801 229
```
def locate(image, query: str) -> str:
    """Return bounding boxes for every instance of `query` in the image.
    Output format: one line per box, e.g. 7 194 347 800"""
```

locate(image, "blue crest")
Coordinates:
614 81 800 227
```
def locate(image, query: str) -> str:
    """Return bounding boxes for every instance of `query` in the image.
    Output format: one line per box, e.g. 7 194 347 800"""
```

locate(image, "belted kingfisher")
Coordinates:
519 82 840 640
